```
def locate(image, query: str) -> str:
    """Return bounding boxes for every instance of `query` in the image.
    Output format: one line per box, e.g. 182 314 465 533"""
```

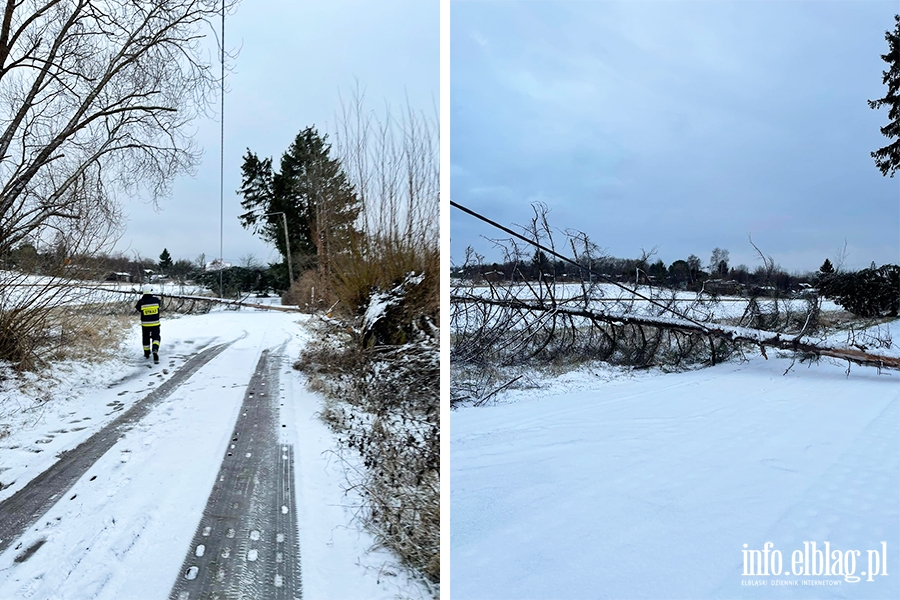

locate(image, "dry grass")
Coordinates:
0 285 220 371
282 269 339 313
52 312 131 363
330 234 439 321
296 87 440 592
0 305 131 371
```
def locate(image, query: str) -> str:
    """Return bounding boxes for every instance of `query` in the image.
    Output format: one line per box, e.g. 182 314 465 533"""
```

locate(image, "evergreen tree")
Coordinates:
531 249 551 279
818 264 899 317
649 259 667 282
819 258 835 274
668 260 691 286
158 248 173 272
238 126 362 278
169 258 194 282
869 15 900 177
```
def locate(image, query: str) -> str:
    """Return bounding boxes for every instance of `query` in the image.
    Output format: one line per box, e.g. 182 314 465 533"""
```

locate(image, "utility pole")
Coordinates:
264 211 293 285
218 0 225 299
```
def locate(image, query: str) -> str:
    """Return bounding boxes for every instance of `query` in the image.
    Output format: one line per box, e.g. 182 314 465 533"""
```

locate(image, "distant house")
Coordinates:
795 283 818 299
699 278 743 296
483 270 506 283
206 259 232 271
750 285 779 298
105 272 133 283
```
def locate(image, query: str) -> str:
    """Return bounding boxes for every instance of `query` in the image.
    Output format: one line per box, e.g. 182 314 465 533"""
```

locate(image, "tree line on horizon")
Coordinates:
455 247 831 290
454 248 899 317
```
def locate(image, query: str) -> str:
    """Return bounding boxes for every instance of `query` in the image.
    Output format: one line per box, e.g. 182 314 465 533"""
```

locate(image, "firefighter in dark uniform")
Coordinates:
135 285 162 362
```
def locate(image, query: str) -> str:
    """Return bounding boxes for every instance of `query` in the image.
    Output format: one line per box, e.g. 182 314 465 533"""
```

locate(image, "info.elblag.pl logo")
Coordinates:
742 542 889 583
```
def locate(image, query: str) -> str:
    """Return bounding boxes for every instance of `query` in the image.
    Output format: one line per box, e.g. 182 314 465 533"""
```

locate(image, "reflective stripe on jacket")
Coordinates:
135 294 162 327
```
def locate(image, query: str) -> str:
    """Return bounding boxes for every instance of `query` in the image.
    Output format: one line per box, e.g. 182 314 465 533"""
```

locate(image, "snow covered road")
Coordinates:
0 310 427 599
0 339 233 558
169 345 301 599
451 352 900 599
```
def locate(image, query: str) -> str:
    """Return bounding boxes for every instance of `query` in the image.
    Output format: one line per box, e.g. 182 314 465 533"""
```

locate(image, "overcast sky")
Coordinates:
115 0 438 267
451 0 900 272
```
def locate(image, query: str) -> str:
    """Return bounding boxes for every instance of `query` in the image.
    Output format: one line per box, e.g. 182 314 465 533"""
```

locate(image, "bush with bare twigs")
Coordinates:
296 315 439 587
294 88 439 592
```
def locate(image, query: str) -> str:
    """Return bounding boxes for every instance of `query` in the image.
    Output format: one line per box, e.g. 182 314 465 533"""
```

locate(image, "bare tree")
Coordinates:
709 247 729 276
238 253 259 269
0 0 238 257
335 82 439 261
833 238 850 273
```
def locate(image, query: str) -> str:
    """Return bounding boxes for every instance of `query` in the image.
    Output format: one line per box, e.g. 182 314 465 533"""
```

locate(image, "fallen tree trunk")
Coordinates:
451 294 900 371
72 285 307 313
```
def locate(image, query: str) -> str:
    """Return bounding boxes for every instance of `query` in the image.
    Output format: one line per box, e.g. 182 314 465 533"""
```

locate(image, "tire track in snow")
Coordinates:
169 345 302 600
0 341 234 556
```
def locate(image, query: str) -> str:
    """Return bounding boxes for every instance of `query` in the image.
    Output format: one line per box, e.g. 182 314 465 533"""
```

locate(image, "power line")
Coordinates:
449 199 713 333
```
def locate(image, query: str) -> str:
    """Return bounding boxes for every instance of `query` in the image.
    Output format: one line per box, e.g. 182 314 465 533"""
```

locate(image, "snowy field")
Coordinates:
453 281 842 323
451 321 900 599
0 308 429 599
0 271 211 309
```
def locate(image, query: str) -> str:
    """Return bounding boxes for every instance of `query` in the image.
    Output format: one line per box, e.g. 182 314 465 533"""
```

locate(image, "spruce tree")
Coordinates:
819 258 834 274
869 14 900 177
238 126 361 276
158 248 173 272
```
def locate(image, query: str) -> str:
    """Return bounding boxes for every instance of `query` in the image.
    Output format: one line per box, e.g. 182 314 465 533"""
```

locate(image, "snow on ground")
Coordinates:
0 270 211 309
454 281 841 323
0 307 428 599
451 321 900 599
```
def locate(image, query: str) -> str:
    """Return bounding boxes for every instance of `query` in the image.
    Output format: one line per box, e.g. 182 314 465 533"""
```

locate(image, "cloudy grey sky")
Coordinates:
451 0 900 272
115 0 438 267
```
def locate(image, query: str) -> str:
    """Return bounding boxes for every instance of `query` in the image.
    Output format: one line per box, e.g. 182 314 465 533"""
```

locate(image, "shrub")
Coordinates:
295 319 439 586
818 264 899 318
282 269 338 312
330 235 438 317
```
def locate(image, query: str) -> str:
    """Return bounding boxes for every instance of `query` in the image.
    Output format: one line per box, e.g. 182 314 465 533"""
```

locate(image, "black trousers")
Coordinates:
141 325 161 355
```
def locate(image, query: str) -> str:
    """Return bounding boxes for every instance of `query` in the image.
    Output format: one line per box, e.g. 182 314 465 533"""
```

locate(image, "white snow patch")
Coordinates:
0 309 430 599
452 322 900 599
